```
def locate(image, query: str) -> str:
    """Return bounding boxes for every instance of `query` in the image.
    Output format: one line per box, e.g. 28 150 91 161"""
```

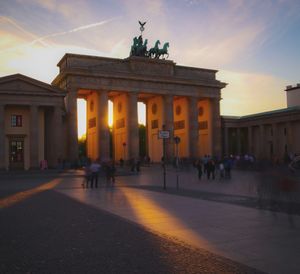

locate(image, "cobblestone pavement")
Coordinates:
1 167 299 274
0 179 264 274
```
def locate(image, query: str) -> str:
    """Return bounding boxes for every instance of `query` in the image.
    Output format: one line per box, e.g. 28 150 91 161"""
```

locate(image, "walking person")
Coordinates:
90 160 101 188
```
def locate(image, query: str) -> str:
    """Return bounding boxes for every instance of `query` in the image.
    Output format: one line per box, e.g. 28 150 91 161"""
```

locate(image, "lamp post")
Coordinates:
174 136 181 190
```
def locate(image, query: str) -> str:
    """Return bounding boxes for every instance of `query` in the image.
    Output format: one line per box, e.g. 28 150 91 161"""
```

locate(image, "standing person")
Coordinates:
82 163 91 188
136 159 141 172
203 155 208 174
206 160 212 180
196 160 203 180
110 161 116 185
219 160 225 180
210 159 216 180
90 160 101 188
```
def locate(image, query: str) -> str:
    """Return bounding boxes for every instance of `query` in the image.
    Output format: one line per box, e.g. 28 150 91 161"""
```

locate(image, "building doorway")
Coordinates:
9 138 24 169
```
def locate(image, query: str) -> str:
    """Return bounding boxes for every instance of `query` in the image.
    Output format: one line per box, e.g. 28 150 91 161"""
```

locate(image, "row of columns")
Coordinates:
66 88 221 162
0 104 63 169
224 122 294 159
0 104 5 169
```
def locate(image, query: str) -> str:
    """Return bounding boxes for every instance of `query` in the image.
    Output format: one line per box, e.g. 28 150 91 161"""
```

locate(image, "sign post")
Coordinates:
174 136 181 190
158 126 170 190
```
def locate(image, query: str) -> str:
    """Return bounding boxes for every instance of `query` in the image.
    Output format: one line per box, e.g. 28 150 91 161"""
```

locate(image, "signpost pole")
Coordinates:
162 125 166 190
174 136 181 190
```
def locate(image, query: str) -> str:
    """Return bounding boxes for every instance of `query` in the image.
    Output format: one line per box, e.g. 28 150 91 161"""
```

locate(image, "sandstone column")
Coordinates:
0 104 5 169
259 124 265 159
52 106 63 166
272 123 278 159
224 127 229 156
286 122 293 153
127 93 139 159
66 88 78 163
189 97 199 159
163 94 174 161
248 126 252 154
237 128 241 155
30 105 39 169
210 98 222 157
97 90 110 161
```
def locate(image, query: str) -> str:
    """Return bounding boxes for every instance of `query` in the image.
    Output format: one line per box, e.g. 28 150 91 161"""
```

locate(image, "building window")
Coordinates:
90 100 94 112
118 102 122 113
151 103 157 115
151 119 158 129
199 121 208 130
198 107 204 116
174 120 185 130
88 117 96 128
175 105 181 116
116 118 125 129
11 115 22 127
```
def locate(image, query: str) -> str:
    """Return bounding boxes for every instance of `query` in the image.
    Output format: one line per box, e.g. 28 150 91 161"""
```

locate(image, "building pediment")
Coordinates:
0 74 66 97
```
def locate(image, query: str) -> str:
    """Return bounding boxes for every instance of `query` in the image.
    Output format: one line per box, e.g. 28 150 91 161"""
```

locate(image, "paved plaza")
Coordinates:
1 166 299 274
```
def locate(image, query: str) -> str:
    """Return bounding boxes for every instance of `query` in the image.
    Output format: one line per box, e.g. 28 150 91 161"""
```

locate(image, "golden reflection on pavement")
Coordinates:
117 186 214 251
0 178 61 209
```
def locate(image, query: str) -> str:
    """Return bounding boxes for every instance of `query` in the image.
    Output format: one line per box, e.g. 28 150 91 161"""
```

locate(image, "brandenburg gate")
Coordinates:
52 28 226 163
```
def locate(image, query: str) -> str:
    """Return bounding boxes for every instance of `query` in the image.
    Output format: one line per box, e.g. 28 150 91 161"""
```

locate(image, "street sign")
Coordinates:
158 130 170 139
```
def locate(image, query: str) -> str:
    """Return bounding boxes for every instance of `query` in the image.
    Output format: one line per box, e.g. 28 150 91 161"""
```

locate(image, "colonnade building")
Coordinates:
52 54 226 164
222 84 300 161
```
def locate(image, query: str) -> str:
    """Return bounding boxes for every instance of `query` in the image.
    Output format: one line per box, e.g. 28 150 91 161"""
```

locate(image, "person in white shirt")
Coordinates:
90 161 101 188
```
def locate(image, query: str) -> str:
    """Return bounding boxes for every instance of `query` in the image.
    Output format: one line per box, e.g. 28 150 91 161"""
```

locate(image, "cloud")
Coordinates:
28 18 117 46
16 0 93 22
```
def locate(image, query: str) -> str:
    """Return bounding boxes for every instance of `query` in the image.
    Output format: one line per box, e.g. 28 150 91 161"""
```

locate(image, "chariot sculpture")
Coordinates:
130 21 169 59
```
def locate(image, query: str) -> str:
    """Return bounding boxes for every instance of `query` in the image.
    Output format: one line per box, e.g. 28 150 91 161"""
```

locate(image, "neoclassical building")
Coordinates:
0 74 66 170
222 84 300 161
52 54 226 164
0 54 226 169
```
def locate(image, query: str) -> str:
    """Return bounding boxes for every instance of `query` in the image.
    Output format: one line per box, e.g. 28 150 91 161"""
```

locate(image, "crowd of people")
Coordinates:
193 155 234 181
82 159 116 188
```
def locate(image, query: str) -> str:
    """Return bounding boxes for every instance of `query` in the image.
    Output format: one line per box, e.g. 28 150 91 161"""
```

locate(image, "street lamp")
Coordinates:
174 136 181 189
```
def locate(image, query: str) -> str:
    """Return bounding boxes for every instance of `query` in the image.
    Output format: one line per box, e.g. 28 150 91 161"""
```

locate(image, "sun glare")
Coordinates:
77 100 146 139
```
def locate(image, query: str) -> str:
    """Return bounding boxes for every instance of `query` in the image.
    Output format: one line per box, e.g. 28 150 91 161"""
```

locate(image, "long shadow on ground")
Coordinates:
0 189 266 274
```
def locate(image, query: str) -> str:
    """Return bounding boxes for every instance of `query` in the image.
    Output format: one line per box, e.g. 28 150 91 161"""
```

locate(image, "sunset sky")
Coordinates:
1 0 300 137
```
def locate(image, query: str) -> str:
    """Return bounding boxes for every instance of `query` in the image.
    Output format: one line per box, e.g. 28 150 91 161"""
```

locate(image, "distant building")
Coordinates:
222 84 300 161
